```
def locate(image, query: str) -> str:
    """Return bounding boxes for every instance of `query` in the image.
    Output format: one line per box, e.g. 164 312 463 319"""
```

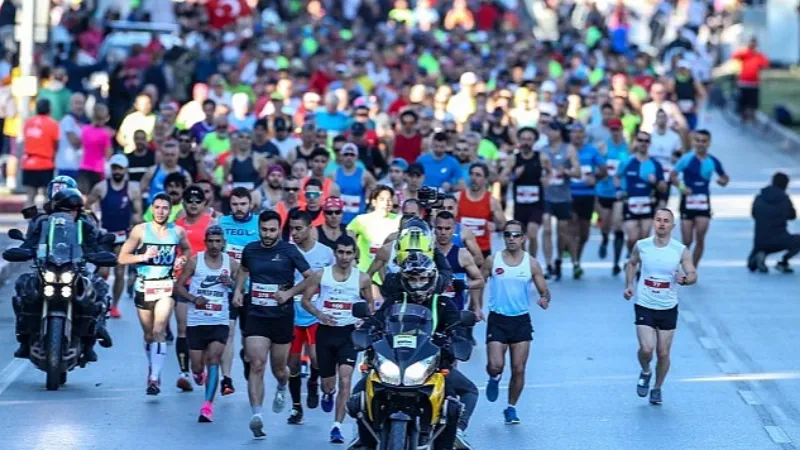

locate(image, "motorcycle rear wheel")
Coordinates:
45 317 65 391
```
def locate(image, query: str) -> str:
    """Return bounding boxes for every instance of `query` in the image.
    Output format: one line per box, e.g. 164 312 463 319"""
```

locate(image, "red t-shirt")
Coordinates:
393 133 423 164
733 49 769 86
22 115 59 171
207 0 250 30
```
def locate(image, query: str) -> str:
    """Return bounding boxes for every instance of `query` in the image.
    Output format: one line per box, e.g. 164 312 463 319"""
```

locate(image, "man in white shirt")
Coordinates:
640 82 687 134
649 110 684 207
56 93 87 179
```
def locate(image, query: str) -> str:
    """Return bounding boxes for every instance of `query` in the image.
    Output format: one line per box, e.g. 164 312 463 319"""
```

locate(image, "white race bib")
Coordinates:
643 276 672 296
232 181 255 190
678 99 695 113
627 196 652 215
251 283 279 307
322 297 355 322
341 194 361 214
515 185 540 204
461 217 487 237
685 194 709 211
606 159 620 177
144 279 173 303
226 244 244 261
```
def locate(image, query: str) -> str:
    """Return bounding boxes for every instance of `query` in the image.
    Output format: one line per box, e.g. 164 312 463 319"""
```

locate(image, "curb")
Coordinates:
755 111 800 154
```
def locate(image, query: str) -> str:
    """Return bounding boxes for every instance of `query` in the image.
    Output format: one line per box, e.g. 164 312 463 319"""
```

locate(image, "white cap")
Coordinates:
541 80 557 93
109 153 129 169
460 72 478 86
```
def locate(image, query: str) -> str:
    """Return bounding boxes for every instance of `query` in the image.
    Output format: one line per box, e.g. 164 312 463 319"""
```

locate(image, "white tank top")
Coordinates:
187 252 232 326
635 237 685 310
488 251 533 317
317 265 363 327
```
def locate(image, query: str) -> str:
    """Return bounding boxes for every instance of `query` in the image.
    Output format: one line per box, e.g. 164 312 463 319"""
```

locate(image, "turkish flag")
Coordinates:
207 0 251 30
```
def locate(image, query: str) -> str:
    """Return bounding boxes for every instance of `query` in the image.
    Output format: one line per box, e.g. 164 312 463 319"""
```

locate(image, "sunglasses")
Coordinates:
325 209 343 215
503 231 522 238
637 138 650 143
283 187 299 192
185 198 204 205
305 191 322 199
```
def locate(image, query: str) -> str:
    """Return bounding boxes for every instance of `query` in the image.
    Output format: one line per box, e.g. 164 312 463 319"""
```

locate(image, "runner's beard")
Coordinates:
111 174 125 183
261 236 277 247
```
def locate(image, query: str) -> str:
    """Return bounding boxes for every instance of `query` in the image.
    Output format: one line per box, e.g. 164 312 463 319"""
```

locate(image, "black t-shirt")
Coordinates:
241 240 310 318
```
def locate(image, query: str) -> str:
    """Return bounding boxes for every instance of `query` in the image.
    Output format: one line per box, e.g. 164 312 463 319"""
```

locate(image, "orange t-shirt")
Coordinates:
22 115 59 171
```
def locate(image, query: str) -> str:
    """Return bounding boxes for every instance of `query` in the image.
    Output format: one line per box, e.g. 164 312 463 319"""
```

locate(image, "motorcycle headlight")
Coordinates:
376 354 401 386
403 355 438 386
44 285 55 297
60 272 74 284
43 271 56 283
61 286 72 298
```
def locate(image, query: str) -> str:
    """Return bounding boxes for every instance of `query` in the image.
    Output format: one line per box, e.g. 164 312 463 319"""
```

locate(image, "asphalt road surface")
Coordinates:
0 112 799 450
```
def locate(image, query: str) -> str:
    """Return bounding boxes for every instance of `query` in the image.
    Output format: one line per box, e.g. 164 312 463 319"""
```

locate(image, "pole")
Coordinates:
12 0 36 193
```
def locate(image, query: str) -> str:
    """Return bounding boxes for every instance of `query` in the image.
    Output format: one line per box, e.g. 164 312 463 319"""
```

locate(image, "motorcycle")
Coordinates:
347 301 475 450
3 212 116 391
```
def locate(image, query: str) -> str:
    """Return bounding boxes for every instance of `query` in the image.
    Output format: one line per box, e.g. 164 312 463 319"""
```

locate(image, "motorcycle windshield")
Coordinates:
385 303 433 337
42 213 82 267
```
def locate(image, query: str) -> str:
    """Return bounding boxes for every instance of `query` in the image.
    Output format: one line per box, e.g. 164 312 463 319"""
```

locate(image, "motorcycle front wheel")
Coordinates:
386 420 409 450
45 316 65 391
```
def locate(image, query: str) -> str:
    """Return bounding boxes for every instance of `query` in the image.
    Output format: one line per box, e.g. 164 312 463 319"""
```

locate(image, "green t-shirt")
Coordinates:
478 139 500 161
142 203 183 223
347 212 400 283
37 87 72 121
202 132 231 184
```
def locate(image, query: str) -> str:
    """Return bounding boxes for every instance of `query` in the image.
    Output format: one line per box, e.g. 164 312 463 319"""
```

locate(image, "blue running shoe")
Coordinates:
503 407 520 425
486 376 500 402
322 391 335 413
330 426 345 444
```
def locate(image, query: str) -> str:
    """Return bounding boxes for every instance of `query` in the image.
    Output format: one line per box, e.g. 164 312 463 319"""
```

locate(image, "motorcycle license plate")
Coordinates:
393 335 417 349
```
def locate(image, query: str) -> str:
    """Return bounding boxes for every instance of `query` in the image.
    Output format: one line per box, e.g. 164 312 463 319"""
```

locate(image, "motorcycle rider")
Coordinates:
11 186 114 362
349 252 477 450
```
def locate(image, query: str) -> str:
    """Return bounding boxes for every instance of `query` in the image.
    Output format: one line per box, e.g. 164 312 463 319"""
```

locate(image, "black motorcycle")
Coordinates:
348 302 475 450
4 212 116 390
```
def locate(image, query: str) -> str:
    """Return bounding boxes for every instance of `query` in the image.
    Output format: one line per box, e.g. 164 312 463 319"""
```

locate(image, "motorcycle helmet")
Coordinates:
395 217 433 266
51 187 84 213
400 252 438 303
47 176 78 200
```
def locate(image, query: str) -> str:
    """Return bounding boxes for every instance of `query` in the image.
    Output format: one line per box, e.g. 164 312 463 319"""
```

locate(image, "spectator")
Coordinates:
731 37 770 124
21 99 59 206
55 92 88 179
37 67 72 121
117 93 156 153
748 172 799 274
78 103 113 193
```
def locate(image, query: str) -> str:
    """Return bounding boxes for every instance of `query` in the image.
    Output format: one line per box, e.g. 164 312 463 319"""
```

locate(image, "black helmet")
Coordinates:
51 187 84 212
400 251 438 303
47 175 78 200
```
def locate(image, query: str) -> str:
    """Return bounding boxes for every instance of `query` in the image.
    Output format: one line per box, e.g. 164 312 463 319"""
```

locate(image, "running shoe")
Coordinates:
177 373 193 392
146 379 160 396
776 261 794 274
455 429 473 450
193 371 206 386
503 406 520 424
553 259 562 281
573 263 583 280
486 376 500 402
249 415 266 439
165 327 174 343
220 376 235 396
273 385 287 413
649 388 663 405
198 401 213 423
109 306 121 319
637 371 652 398
612 264 622 276
544 264 554 280
287 406 304 425
321 391 335 413
307 381 319 409
598 242 608 259
331 426 345 444
755 251 768 273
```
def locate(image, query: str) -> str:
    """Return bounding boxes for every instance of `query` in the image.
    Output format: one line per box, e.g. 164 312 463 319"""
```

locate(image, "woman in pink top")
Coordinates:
78 103 113 194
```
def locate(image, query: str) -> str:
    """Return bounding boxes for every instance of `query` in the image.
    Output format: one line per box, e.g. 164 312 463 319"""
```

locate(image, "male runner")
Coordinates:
335 143 377 225
118 192 192 395
456 162 506 261
481 221 550 424
317 197 349 251
233 210 313 439
670 130 729 267
434 211 484 312
440 194 485 267
300 235 373 443
174 185 216 391
649 109 684 209
86 154 142 318
175 226 238 422
287 209 334 425
595 118 628 275
624 208 697 404
218 187 260 396
568 124 606 279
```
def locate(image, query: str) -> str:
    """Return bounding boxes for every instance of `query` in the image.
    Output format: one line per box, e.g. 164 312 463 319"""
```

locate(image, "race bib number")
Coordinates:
678 99 695 113
685 194 709 211
643 277 671 296
226 244 244 261
341 195 361 214
232 181 255 190
322 298 354 321
370 243 382 255
113 230 127 244
515 185 540 204
580 165 594 181
606 160 620 177
393 334 417 349
627 196 652 215
251 283 279 307
144 279 173 303
461 217 487 237
549 174 565 185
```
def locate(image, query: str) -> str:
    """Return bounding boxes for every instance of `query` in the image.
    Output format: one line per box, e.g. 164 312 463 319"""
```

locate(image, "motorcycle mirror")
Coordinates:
451 338 473 362
352 302 370 319
8 228 24 241
2 247 34 262
86 251 118 268
351 329 371 352
100 233 117 246
459 310 476 328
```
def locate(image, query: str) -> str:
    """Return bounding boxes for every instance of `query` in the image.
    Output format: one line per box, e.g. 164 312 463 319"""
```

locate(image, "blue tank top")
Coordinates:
219 214 259 293
443 245 467 311
150 165 187 195
595 139 630 199
101 180 133 232
336 166 365 225
135 222 180 291
571 144 605 197
452 223 464 248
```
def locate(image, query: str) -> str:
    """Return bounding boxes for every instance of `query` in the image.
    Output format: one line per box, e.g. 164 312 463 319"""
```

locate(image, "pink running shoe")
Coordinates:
198 401 213 423
193 371 206 386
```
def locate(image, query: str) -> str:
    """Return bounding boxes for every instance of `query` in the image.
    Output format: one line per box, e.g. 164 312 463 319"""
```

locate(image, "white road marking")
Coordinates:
764 425 791 444
699 337 718 350
717 362 737 374
738 390 761 405
771 405 789 423
0 359 27 398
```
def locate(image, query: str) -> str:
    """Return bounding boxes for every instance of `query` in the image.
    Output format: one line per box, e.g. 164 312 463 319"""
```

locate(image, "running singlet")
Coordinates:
442 245 468 310
317 224 348 251
230 155 260 190
187 252 232 326
101 180 133 243
452 223 464 248
571 144 605 197
596 139 629 199
543 143 572 203
135 222 180 300
294 242 335 327
219 214 259 261
175 213 213 256
635 236 684 310
488 251 532 317
618 157 664 215
674 151 727 213
149 165 188 196
513 151 543 206
317 265 363 327
347 212 400 277
457 191 492 252
336 166 365 225
127 150 155 184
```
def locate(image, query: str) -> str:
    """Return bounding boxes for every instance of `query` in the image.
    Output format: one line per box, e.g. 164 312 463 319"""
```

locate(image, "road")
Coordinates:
0 112 798 450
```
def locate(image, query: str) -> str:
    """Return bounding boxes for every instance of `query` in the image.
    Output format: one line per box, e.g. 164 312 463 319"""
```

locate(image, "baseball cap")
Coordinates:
109 153 129 169
406 162 424 176
205 225 224 237
390 158 409 171
183 185 205 202
607 118 623 129
340 143 358 156
323 196 344 211
351 122 366 136
273 117 290 131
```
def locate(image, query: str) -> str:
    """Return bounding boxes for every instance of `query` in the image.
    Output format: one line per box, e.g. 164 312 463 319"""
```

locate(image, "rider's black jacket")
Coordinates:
21 210 104 254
